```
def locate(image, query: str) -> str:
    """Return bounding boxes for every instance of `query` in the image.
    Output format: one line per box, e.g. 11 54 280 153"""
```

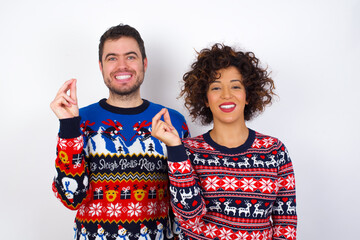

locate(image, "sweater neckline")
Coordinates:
99 98 150 115
203 128 255 154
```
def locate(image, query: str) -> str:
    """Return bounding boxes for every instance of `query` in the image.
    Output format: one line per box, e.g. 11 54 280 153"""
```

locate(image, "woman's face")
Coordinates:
206 66 247 125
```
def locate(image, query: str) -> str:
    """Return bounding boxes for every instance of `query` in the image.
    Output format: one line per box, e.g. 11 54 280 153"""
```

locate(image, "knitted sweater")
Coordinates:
52 99 189 240
166 129 297 240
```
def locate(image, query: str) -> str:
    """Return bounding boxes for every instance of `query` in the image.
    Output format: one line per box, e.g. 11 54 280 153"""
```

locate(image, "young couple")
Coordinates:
51 24 297 240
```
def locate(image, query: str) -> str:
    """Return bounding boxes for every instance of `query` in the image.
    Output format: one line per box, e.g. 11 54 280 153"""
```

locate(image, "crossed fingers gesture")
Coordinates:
50 79 79 119
151 108 182 146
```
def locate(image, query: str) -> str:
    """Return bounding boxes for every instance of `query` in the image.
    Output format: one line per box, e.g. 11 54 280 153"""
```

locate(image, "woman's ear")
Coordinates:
205 98 209 107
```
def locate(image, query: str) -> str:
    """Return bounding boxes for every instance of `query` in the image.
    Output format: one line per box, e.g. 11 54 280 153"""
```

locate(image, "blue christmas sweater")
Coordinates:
166 129 297 240
52 99 190 240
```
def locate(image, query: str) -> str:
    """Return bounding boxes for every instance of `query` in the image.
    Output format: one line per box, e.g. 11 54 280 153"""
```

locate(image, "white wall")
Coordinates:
1 0 359 239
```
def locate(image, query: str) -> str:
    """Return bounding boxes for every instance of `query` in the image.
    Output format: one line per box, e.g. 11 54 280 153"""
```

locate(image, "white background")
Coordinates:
0 0 359 239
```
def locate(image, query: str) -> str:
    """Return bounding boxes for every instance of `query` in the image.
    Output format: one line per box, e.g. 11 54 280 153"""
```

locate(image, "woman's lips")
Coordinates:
219 102 236 112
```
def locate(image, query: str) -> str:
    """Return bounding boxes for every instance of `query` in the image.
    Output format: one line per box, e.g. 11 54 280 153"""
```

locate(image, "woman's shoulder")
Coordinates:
251 129 286 150
181 133 206 143
181 132 212 149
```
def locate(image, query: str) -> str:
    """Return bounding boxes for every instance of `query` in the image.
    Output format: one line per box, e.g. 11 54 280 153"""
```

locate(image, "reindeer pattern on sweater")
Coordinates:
166 129 297 240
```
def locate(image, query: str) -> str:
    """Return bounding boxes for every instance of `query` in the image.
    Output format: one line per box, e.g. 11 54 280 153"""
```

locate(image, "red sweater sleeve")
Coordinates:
52 117 91 210
166 145 207 224
272 143 297 240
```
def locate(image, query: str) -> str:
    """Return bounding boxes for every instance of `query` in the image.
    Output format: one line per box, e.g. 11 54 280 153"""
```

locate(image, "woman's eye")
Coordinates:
211 87 220 91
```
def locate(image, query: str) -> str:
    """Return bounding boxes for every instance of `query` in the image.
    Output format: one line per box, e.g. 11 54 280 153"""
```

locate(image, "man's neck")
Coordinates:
107 92 143 108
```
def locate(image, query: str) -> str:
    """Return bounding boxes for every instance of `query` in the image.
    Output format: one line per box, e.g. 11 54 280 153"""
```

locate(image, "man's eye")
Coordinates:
128 56 136 60
232 86 241 89
108 57 116 61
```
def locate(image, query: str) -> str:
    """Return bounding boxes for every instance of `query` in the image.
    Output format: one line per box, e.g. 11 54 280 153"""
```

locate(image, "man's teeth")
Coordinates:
116 75 131 80
220 104 235 109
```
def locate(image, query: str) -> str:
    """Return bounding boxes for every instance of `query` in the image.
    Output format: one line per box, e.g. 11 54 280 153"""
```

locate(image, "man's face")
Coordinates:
99 37 147 97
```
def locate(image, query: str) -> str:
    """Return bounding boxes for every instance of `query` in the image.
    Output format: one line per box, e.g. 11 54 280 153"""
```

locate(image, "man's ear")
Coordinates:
143 58 148 72
99 60 103 72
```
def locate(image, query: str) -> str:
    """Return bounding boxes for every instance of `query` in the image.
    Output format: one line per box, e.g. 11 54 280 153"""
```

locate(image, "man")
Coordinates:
51 24 189 240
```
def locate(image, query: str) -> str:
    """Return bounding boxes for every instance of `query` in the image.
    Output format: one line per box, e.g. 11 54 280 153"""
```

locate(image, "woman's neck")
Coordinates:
210 122 249 148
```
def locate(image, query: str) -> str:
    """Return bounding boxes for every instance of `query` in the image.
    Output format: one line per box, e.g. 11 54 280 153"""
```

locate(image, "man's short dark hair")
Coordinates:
99 24 146 63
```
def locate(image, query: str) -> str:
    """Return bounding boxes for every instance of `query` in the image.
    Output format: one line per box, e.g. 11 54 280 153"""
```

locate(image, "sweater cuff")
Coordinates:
59 116 81 139
166 144 188 163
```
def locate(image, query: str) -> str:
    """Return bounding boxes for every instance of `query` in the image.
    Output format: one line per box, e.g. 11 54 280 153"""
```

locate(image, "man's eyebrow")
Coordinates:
104 53 118 59
104 51 139 59
125 51 138 56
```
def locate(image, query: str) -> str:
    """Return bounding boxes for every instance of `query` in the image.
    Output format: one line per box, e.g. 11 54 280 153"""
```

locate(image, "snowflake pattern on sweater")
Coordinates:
166 129 297 240
52 99 189 240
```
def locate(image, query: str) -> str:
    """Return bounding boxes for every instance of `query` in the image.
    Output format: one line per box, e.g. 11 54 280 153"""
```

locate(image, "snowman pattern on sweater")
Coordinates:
79 225 89 240
155 221 164 240
52 99 190 240
115 225 130 240
138 224 151 240
95 224 108 240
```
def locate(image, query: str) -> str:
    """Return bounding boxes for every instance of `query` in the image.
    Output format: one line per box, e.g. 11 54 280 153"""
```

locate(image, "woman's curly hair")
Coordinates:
180 43 276 124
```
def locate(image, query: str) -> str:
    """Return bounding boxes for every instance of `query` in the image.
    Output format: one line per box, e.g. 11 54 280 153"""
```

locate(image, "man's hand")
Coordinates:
151 108 182 146
50 79 79 119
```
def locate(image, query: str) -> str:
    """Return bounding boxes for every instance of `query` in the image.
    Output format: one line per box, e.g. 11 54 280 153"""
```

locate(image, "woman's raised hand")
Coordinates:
151 108 182 146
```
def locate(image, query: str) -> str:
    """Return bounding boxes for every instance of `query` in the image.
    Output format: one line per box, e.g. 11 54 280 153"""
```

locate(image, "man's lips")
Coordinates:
114 72 133 82
116 75 131 80
219 102 236 112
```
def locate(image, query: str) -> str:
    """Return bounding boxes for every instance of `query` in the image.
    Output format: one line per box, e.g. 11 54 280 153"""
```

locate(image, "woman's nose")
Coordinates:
221 88 231 99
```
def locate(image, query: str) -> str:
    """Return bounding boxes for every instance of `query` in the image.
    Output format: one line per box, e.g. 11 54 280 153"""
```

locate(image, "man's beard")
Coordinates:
106 77 144 96
104 70 145 97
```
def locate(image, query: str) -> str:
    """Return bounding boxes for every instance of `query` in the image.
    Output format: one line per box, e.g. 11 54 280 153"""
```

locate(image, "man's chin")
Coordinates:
109 87 141 97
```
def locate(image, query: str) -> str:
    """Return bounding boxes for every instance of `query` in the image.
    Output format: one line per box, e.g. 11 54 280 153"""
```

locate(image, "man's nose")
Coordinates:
117 57 127 69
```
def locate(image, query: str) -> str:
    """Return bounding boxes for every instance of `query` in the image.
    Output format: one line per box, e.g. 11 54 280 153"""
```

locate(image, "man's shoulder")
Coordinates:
148 101 186 120
79 100 101 115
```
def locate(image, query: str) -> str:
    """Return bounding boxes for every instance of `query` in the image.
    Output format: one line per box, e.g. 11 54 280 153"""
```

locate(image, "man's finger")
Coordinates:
163 109 172 126
56 79 74 96
152 108 166 126
59 96 72 108
69 79 77 103
60 93 76 107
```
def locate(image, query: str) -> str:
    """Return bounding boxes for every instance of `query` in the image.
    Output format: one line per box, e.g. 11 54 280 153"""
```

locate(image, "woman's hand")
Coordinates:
152 108 182 146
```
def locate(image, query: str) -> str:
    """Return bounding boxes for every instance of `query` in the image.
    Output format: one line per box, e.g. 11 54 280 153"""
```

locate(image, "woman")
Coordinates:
152 44 297 240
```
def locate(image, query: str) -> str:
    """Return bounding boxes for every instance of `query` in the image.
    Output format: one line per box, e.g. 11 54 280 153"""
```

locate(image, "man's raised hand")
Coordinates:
50 79 79 119
151 108 182 146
